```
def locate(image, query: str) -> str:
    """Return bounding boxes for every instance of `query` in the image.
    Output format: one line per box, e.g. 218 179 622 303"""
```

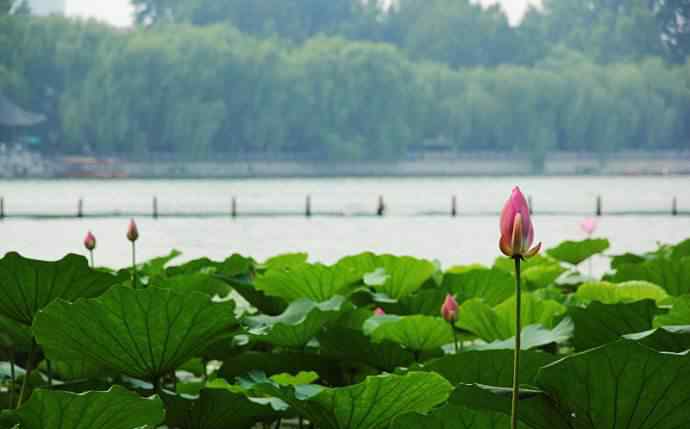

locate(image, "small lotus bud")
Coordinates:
84 231 96 251
499 186 541 259
373 307 385 316
441 294 458 323
127 219 139 242
580 218 597 236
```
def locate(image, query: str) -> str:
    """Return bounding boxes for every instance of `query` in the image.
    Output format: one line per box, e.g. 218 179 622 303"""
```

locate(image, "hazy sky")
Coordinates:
65 0 541 27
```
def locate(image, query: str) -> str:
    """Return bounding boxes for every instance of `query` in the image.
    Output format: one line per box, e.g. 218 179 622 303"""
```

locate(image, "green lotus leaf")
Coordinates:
493 254 559 273
610 252 646 270
457 293 566 342
0 314 32 351
442 267 514 306
610 256 690 296
163 388 279 429
393 402 532 429
378 288 447 316
569 300 659 350
546 238 610 265
449 384 570 429
255 263 353 302
624 326 690 352
576 280 668 304
33 285 237 380
165 257 221 276
521 264 566 290
219 351 345 386
241 371 453 429
0 252 119 325
262 253 309 271
337 253 437 299
535 339 690 429
153 273 231 297
468 318 574 351
655 295 690 326
139 249 183 277
246 296 349 348
363 314 454 352
14 386 164 429
423 349 557 386
319 327 415 372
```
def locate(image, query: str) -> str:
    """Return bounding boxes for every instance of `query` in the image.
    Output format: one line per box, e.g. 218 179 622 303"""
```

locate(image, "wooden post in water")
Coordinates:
528 195 533 215
672 197 678 216
596 195 602 216
0 197 4 220
231 197 237 218
377 195 385 217
77 198 83 218
153 196 158 219
305 195 312 218
451 195 457 217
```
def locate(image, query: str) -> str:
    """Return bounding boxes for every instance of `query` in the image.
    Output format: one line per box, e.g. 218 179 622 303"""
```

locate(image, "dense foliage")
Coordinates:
2 236 690 428
1 0 690 166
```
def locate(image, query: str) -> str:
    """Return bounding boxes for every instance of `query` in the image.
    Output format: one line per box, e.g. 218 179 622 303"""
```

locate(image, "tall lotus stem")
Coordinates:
511 257 522 429
127 219 139 288
499 187 541 429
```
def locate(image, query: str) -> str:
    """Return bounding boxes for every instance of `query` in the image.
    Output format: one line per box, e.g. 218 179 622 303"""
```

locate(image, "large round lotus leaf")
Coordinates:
610 257 690 296
246 295 349 347
457 293 566 342
319 327 415 372
442 267 514 306
163 388 279 429
569 299 659 350
336 252 437 299
240 371 453 429
0 252 119 325
255 263 353 302
14 386 164 429
33 285 237 380
623 325 690 353
546 238 610 265
536 340 690 428
363 314 454 352
576 280 668 304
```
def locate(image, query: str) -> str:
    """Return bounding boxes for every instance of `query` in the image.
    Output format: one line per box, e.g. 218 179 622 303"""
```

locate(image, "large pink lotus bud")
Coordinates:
580 218 597 236
127 219 139 242
499 187 541 258
373 307 385 316
84 231 96 251
441 294 458 323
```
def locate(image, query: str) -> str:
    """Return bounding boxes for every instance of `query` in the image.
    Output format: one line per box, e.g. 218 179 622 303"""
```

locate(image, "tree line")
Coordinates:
1 0 689 170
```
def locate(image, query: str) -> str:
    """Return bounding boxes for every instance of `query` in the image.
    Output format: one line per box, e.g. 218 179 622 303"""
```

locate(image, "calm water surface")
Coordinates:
1 176 689 274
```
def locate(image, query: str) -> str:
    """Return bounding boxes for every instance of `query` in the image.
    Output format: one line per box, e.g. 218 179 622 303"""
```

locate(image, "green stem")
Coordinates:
511 257 522 429
17 339 37 409
46 359 53 386
89 250 95 268
299 417 304 429
131 242 137 288
152 376 160 395
452 325 459 354
274 418 282 429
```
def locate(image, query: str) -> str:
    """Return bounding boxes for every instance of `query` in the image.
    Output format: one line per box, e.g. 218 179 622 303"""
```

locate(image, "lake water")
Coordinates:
1 176 689 275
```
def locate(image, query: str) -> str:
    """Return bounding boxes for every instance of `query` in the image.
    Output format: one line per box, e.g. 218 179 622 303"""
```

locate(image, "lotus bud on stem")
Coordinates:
499 187 541 429
127 219 139 288
84 230 96 267
441 294 460 353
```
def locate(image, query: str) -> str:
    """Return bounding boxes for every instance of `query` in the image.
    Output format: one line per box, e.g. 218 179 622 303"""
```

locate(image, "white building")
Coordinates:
24 0 66 16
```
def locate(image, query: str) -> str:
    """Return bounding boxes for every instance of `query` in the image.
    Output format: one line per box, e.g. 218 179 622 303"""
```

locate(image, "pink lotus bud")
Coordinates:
84 231 96 251
127 219 139 242
499 187 541 258
373 307 385 316
580 218 597 236
441 294 458 323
